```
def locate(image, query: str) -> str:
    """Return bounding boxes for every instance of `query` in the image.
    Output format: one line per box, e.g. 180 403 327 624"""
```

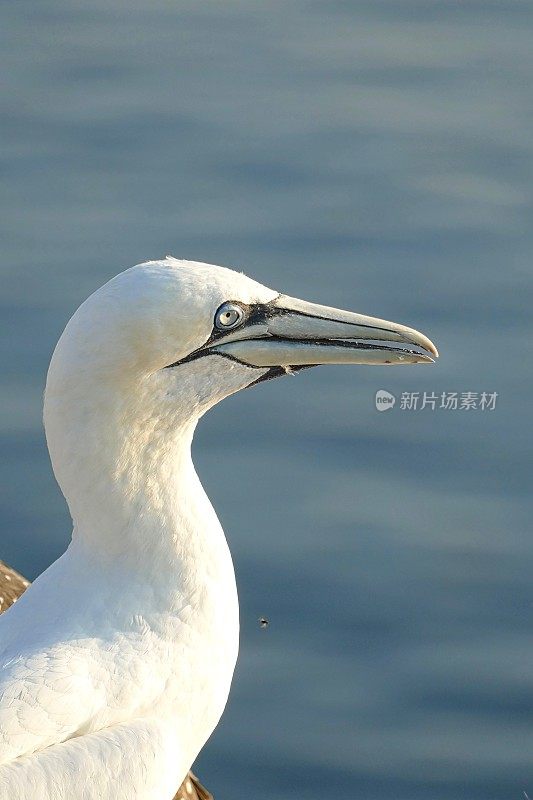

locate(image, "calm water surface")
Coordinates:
1 2 532 798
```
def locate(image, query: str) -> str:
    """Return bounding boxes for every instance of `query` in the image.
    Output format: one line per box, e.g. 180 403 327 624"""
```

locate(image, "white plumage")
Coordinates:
0 258 437 798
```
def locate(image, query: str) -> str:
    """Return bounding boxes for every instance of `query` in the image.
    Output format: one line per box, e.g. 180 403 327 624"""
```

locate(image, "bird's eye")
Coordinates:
214 302 246 330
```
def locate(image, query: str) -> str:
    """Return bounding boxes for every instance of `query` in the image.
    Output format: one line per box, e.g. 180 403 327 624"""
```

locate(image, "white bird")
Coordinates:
0 258 438 799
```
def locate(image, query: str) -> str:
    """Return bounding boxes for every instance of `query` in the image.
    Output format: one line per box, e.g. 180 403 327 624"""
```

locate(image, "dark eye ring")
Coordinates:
214 302 246 330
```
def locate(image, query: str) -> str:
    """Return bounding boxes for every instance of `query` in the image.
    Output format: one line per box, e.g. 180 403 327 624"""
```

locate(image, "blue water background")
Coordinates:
1 3 532 798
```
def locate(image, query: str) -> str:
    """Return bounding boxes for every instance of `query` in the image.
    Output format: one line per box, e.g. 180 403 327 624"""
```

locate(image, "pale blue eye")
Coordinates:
215 302 245 330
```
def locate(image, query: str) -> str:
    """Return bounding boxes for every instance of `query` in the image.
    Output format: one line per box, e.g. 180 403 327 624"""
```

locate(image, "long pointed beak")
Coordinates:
210 294 438 367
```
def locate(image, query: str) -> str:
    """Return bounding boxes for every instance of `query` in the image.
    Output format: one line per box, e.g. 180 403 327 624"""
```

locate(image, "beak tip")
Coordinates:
404 330 439 359
426 340 439 358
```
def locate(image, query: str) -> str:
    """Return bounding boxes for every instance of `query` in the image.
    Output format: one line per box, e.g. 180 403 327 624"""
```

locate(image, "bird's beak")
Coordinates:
209 294 438 368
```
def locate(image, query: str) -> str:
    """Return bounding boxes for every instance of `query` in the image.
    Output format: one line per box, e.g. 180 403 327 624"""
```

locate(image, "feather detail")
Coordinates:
0 561 214 800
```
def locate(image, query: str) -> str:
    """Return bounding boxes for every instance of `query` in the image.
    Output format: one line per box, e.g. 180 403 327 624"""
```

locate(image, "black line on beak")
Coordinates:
164 298 284 370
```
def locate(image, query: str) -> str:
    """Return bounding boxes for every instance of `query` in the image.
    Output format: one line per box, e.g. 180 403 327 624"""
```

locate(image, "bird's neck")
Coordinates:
44 378 234 594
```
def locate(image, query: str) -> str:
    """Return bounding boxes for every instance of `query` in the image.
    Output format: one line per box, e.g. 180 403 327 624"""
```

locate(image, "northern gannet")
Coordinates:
0 258 438 799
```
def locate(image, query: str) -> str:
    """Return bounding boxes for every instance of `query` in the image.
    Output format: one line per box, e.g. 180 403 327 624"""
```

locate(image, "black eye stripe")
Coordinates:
164 297 284 369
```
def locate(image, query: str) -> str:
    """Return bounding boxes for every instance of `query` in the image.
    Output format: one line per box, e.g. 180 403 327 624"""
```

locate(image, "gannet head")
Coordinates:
46 256 438 420
44 256 437 541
